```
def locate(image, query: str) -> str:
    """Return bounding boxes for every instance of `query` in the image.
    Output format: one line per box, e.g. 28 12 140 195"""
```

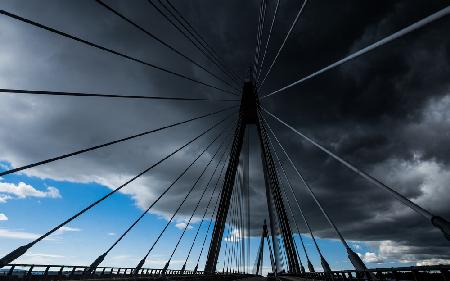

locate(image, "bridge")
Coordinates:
0 1 449 281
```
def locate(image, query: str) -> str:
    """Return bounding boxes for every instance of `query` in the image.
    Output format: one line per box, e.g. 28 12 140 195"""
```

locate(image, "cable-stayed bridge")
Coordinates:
0 1 450 280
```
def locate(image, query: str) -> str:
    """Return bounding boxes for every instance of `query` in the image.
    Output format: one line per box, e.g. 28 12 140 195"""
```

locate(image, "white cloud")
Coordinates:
25 253 64 258
366 240 450 265
16 253 65 265
0 194 12 203
0 181 61 202
0 228 40 240
107 232 116 236
175 222 193 230
52 226 81 236
371 157 450 219
0 226 80 241
416 259 450 266
0 213 8 221
224 229 244 242
378 240 413 257
142 256 185 268
357 252 383 263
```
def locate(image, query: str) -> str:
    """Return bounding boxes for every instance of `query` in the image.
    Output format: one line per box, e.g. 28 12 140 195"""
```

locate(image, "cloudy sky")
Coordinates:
0 0 449 273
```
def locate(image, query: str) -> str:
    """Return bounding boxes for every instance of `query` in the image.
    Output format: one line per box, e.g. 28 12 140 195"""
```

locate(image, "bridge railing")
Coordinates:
0 263 205 279
282 264 450 281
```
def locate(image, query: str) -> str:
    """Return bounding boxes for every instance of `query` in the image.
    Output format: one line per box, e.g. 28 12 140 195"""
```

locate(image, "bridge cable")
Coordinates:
195 179 223 271
258 0 308 90
244 130 251 273
251 0 264 79
280 186 309 273
230 179 241 272
235 171 245 273
255 0 280 84
223 179 236 272
261 5 450 99
236 169 244 273
237 166 246 273
272 158 318 272
0 106 236 177
0 88 239 102
165 0 242 83
260 109 373 271
265 226 276 273
86 129 228 274
132 127 235 273
238 168 245 272
157 0 242 85
260 115 294 273
278 235 288 272
0 10 237 97
161 139 232 273
95 0 239 92
222 215 233 272
220 169 240 273
260 106 449 230
147 0 241 87
272 205 287 272
222 223 230 271
227 180 238 272
264 127 308 272
263 117 325 273
239 168 246 273
218 187 234 272
181 144 231 273
252 0 267 79
0 113 233 268
232 168 242 272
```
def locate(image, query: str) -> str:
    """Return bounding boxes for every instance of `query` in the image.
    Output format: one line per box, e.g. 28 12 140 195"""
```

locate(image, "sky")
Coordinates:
0 0 450 275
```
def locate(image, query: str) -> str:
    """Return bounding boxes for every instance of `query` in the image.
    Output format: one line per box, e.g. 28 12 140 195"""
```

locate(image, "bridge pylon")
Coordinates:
204 76 300 274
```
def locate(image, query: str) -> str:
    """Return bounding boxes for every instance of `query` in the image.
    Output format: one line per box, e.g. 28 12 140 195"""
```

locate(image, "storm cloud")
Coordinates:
1 0 449 266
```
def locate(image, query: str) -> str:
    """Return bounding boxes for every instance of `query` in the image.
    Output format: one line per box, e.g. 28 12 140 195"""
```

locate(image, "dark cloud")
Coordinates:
1 0 449 267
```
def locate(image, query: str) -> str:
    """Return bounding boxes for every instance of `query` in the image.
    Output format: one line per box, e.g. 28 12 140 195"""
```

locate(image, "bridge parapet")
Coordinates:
0 263 212 280
279 264 450 281
0 263 253 281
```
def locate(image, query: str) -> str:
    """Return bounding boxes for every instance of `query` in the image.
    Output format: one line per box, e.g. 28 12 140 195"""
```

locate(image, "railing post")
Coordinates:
347 272 353 280
7 265 15 276
43 266 50 277
27 265 34 278
376 271 384 280
392 270 399 281
70 266 76 277
340 272 347 280
441 268 449 281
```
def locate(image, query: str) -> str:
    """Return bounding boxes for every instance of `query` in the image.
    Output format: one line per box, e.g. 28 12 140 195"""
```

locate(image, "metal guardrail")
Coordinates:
0 263 207 280
281 264 450 281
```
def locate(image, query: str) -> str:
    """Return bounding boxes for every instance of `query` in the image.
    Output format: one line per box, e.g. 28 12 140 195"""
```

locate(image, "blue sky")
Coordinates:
0 160 419 273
